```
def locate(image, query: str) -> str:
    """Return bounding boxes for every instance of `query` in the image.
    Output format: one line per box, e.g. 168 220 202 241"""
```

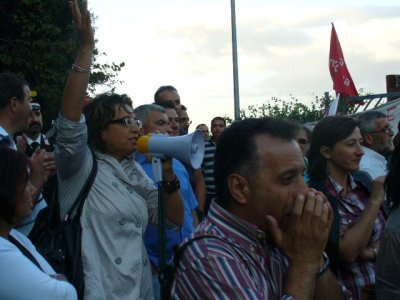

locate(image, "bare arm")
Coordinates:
192 210 199 227
339 177 385 262
162 159 184 226
314 270 345 300
61 0 94 121
193 168 207 212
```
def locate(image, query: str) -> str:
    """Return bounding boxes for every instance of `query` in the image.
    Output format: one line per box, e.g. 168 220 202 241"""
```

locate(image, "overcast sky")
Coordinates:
89 0 400 130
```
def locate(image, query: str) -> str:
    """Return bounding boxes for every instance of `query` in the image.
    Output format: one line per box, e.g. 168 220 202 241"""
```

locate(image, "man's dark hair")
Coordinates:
154 85 177 103
357 110 386 135
211 116 226 126
196 123 207 129
214 118 299 207
155 101 176 110
307 116 359 179
181 104 187 111
0 146 31 225
83 93 133 152
0 73 29 110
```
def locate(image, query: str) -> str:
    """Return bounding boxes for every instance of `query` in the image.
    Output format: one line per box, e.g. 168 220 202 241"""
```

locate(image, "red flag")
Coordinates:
329 23 358 97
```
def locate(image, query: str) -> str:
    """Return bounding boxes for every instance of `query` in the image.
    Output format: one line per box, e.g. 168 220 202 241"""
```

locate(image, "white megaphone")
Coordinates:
137 130 205 181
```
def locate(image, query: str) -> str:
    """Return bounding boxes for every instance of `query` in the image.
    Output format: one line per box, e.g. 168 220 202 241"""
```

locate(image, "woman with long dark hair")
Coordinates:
0 146 77 299
308 116 386 300
376 141 400 299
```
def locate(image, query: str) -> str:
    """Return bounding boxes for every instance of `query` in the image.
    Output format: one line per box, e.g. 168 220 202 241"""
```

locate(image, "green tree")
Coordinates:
0 0 124 129
225 90 369 125
225 94 332 125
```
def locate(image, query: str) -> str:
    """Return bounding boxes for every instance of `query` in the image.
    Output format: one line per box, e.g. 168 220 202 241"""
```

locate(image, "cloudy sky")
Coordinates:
89 0 400 130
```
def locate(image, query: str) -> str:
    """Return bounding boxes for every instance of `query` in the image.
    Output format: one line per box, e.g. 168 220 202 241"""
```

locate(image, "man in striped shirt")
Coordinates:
171 118 346 299
201 117 226 214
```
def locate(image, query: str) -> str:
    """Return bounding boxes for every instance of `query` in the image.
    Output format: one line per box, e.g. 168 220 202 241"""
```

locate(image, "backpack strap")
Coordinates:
64 150 98 221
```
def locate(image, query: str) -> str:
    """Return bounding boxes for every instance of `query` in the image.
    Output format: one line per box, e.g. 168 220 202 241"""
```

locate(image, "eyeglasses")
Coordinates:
297 138 309 145
366 126 393 135
179 117 192 125
107 117 142 128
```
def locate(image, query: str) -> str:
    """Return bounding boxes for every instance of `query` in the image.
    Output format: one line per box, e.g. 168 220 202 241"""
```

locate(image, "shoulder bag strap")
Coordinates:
65 150 98 221
9 235 45 272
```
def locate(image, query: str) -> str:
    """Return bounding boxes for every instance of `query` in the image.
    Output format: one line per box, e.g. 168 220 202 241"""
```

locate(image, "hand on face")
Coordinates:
265 188 333 268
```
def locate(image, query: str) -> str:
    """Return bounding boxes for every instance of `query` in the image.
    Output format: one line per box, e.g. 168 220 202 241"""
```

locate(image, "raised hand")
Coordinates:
68 0 94 48
266 189 333 268
370 176 385 206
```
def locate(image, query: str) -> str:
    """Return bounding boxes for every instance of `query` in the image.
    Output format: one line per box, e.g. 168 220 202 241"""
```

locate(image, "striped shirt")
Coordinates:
171 201 295 300
325 175 386 300
201 139 216 195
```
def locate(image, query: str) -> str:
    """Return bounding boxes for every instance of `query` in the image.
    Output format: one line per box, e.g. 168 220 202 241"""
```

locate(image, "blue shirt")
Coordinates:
135 152 198 268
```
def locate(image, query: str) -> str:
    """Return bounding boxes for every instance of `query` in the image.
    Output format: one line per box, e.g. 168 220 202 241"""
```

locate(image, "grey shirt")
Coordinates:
376 207 400 300
55 115 160 299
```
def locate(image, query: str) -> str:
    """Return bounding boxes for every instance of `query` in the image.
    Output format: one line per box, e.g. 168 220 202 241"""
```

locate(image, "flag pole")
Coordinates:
230 0 240 120
325 93 340 117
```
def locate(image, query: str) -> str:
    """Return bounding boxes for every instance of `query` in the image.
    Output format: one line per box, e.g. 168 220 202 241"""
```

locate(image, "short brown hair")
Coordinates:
83 93 133 152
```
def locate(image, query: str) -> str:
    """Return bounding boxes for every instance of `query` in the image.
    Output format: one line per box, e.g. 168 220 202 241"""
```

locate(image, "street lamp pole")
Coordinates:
230 0 240 120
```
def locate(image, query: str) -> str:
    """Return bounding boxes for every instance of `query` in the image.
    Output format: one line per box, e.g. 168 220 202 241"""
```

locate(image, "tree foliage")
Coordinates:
0 0 124 129
225 94 332 125
225 90 368 125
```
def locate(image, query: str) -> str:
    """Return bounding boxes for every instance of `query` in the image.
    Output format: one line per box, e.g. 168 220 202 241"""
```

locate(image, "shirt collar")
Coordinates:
328 174 357 195
207 201 267 246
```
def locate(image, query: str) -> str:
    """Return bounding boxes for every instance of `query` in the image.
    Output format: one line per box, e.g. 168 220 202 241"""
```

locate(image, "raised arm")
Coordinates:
61 0 94 121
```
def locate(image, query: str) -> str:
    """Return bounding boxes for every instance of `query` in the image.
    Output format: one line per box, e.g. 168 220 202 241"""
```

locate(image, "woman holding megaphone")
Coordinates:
54 1 184 299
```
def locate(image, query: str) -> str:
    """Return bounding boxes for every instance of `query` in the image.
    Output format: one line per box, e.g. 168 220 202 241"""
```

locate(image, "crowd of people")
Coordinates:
1 1 400 299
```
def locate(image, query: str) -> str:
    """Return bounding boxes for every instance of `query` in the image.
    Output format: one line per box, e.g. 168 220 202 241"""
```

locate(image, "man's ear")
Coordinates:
319 145 331 159
362 133 374 147
227 174 251 205
9 97 19 114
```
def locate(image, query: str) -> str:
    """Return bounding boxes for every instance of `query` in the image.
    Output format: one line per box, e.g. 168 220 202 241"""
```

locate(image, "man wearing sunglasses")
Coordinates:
358 110 394 181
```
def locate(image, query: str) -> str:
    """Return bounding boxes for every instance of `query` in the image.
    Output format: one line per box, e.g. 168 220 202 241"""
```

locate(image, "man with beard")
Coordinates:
21 102 54 157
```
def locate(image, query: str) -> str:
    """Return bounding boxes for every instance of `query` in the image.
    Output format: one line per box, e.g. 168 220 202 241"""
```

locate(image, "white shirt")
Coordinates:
0 230 77 300
359 146 388 180
0 126 17 150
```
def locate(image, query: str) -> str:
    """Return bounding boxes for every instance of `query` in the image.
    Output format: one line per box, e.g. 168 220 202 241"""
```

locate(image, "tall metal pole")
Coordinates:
230 0 240 120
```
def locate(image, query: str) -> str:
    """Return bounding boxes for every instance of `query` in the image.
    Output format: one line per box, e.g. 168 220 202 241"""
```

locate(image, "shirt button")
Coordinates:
250 245 255 252
143 258 148 266
115 257 122 265
119 218 126 225
112 181 118 188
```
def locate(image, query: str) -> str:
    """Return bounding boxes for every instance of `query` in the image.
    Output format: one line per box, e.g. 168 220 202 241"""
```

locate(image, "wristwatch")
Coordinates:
161 176 180 194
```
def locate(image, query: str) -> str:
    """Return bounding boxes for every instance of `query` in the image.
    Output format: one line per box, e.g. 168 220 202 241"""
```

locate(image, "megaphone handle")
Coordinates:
152 157 163 182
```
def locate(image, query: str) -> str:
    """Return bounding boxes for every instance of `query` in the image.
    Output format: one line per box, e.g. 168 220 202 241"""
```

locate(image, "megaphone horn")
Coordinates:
137 130 205 169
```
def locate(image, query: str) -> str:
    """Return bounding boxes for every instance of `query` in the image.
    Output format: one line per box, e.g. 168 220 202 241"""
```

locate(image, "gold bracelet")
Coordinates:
71 64 91 73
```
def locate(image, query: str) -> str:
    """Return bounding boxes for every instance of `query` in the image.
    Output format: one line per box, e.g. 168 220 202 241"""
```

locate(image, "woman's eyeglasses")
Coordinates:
107 117 142 128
